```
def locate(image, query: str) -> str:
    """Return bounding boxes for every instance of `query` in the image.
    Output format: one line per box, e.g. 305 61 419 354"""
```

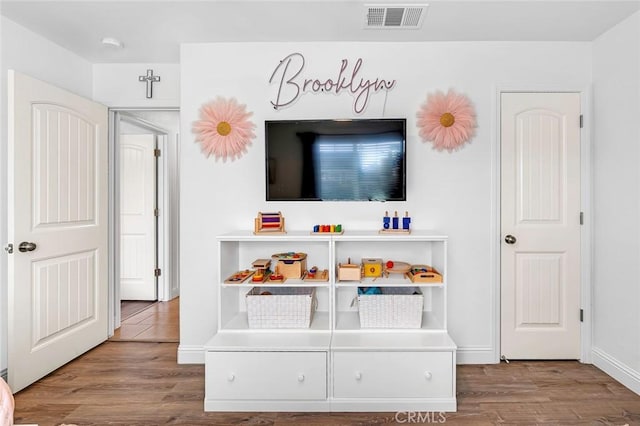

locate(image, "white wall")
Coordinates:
592 11 640 394
179 41 592 363
93 63 179 107
0 16 94 376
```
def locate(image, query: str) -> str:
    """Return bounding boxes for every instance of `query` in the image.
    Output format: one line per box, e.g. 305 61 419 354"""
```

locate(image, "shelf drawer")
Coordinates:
206 351 327 400
333 351 453 398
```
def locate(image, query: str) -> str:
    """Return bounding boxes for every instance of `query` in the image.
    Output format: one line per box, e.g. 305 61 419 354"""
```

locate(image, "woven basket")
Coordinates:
357 287 423 328
246 287 316 328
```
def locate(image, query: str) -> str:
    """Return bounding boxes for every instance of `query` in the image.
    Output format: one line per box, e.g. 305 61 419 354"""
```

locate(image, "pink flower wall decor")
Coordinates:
416 89 477 152
192 97 256 161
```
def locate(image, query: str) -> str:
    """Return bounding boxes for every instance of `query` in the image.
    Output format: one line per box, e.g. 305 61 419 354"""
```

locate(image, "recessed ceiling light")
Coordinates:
101 37 123 48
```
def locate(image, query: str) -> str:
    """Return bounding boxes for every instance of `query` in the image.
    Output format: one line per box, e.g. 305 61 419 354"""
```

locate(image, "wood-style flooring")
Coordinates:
13 341 640 425
120 300 156 320
110 298 179 342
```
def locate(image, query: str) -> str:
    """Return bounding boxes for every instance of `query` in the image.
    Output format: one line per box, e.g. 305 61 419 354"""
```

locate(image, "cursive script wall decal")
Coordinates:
268 52 396 114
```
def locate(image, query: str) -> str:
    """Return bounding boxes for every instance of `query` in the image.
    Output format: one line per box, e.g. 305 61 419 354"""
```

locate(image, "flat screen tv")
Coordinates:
265 119 406 201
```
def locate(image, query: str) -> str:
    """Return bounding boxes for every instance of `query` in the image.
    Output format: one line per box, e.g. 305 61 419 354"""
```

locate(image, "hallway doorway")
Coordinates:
110 109 180 337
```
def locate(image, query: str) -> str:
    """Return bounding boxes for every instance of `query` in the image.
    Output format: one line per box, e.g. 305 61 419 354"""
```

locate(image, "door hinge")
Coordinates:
154 148 161 157
580 309 584 322
580 212 584 225
4 243 13 254
579 114 583 128
154 268 162 277
154 208 160 217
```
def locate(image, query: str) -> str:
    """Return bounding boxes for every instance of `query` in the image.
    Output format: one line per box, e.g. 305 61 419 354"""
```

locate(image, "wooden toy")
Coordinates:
338 258 362 281
303 266 329 282
408 265 443 283
251 259 272 283
362 258 383 278
384 260 411 277
311 224 344 234
252 259 271 269
224 269 255 284
402 212 411 230
272 252 307 279
383 212 391 229
268 265 286 283
307 266 318 279
254 211 286 234
251 269 268 282
380 211 411 234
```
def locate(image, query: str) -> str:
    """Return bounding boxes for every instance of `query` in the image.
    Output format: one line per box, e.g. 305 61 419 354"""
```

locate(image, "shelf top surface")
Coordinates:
206 331 331 351
219 230 447 241
331 331 456 351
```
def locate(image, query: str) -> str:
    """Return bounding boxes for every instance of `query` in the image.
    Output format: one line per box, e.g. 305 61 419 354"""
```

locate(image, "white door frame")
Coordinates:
108 108 179 333
492 85 593 363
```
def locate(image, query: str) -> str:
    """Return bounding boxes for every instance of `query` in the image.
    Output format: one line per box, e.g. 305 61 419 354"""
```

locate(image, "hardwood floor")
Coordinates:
110 298 179 342
120 300 156 320
13 341 640 425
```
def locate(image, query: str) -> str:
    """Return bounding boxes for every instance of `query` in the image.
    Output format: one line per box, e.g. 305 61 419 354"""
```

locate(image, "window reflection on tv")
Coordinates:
265 119 406 201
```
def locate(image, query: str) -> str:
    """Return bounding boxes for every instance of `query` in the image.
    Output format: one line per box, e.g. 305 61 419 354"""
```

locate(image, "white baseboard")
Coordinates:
177 344 205 364
592 347 640 395
456 346 497 364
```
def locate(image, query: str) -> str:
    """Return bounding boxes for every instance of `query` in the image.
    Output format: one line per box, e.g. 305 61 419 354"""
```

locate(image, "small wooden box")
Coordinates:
338 263 362 281
362 258 383 278
408 265 443 283
274 256 307 279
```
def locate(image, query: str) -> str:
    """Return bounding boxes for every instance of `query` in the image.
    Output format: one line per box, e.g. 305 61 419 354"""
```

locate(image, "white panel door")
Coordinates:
120 134 157 300
7 71 108 392
501 92 581 359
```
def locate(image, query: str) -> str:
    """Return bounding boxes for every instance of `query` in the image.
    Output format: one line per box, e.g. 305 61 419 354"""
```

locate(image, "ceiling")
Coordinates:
2 0 639 63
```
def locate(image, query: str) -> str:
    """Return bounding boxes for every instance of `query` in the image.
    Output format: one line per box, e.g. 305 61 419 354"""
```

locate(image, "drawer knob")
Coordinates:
298 374 305 382
227 373 235 382
355 372 362 381
424 371 432 380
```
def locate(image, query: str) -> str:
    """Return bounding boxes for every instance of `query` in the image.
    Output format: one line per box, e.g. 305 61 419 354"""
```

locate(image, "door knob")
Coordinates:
18 242 37 252
504 235 517 245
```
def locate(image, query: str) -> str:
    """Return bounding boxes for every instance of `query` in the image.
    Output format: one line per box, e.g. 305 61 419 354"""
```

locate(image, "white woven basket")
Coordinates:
357 287 423 328
246 287 316 329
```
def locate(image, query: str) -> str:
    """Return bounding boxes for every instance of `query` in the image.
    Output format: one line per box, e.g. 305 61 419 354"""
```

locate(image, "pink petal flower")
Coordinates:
416 89 477 152
192 97 256 162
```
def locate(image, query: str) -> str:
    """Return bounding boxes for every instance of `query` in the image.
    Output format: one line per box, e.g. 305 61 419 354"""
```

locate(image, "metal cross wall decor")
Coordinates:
139 69 161 99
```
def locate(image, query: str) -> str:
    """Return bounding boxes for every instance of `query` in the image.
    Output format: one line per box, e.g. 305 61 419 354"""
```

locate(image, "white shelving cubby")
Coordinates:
205 230 456 412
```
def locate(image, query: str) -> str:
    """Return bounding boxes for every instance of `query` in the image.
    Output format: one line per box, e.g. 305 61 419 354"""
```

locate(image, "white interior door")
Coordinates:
7 71 108 391
501 92 581 360
120 134 157 301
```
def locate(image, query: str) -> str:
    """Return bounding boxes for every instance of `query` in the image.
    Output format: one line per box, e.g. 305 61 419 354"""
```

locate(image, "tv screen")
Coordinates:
265 119 406 201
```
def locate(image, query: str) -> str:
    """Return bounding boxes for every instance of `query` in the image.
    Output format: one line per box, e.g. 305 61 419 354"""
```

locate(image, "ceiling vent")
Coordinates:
365 4 428 29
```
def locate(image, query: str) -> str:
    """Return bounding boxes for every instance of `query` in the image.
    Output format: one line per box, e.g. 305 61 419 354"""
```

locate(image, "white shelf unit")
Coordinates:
205 230 456 412
217 231 333 333
332 232 447 333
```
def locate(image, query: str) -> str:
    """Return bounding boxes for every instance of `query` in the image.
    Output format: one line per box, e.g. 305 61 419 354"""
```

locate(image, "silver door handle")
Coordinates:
504 235 517 245
18 242 37 252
